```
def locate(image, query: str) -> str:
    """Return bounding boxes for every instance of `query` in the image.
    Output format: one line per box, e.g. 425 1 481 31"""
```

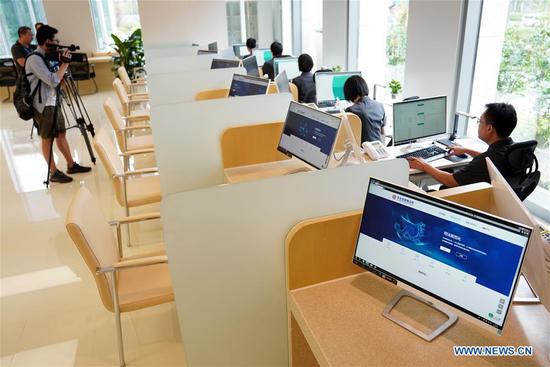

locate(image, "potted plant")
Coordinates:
332 65 342 72
111 28 145 79
388 79 402 99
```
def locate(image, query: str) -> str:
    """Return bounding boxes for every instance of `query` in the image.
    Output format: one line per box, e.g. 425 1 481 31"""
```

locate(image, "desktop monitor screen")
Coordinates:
274 57 300 80
275 70 290 93
353 178 531 333
277 101 342 169
232 44 249 58
393 96 447 146
228 74 270 97
253 48 273 66
208 42 218 52
242 55 260 77
197 50 217 55
315 71 362 104
211 58 241 69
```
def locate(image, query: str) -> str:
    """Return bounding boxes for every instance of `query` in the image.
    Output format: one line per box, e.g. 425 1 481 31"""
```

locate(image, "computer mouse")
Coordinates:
456 153 468 159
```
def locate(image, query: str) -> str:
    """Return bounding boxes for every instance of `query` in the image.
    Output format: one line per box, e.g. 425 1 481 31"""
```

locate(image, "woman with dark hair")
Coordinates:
343 75 386 143
292 54 316 103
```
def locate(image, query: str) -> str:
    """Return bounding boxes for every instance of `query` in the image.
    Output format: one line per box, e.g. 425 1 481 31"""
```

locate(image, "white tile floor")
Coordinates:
1 90 186 366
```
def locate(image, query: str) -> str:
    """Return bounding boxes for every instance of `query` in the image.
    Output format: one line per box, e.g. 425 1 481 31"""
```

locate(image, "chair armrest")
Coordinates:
96 255 168 273
128 92 149 98
119 124 151 131
131 80 147 85
122 115 150 122
109 212 160 226
113 167 158 178
127 98 149 105
119 148 155 156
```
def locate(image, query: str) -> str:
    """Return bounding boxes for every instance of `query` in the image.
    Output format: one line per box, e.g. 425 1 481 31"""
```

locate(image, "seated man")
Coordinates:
245 38 256 57
408 103 516 188
262 41 289 80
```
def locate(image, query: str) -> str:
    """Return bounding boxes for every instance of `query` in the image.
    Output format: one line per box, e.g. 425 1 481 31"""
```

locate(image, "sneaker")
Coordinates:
67 162 92 174
50 170 73 183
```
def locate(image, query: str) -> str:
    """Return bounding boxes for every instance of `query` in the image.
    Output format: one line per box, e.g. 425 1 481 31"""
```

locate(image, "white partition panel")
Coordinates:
145 45 199 59
147 54 219 75
162 161 409 366
151 93 293 195
148 67 246 106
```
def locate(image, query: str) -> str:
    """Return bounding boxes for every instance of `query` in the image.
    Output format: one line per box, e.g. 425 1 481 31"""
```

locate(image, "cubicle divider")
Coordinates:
148 67 246 106
147 54 219 75
161 160 410 366
144 43 199 60
151 93 293 195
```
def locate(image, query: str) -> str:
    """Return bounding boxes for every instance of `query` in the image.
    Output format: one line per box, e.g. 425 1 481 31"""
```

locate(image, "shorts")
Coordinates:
34 106 66 139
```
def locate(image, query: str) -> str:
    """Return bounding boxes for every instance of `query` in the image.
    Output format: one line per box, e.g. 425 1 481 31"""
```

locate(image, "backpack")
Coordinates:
13 52 49 121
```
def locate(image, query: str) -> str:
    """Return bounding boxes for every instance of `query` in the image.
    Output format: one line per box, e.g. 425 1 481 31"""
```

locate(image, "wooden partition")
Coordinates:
195 88 230 101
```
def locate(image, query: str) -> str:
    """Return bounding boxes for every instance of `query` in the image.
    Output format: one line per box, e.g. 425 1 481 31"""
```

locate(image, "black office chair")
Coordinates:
504 140 540 201
69 53 98 93
0 58 18 102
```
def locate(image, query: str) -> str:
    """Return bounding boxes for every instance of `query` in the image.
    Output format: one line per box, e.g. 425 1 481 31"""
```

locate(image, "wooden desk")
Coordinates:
88 55 113 63
290 273 550 366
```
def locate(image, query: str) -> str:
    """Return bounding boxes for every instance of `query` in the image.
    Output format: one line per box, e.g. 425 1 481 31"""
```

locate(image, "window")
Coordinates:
225 0 259 46
0 0 46 57
301 0 323 67
356 0 409 94
469 0 549 193
89 0 141 52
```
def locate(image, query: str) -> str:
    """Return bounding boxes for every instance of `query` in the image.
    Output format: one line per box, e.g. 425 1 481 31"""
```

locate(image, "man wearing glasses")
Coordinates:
25 25 91 184
407 103 517 188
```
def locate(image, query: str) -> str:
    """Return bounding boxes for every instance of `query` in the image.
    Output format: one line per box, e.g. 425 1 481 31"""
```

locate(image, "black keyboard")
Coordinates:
317 100 336 108
397 145 447 161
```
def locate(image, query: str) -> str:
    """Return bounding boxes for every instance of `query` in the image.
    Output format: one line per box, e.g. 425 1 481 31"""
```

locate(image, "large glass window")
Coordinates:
469 0 549 192
356 0 409 93
225 0 259 46
89 0 141 52
0 0 47 57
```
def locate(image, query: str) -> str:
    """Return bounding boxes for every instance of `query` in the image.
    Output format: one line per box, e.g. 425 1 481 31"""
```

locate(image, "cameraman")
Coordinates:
26 25 91 183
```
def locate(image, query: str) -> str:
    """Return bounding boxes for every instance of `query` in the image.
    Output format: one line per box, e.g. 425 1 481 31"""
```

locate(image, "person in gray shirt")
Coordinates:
292 54 316 103
25 25 90 183
343 75 386 143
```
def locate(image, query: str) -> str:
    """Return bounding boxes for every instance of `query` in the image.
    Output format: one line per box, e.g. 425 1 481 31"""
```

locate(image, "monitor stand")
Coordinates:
383 290 458 341
513 274 541 304
399 141 423 153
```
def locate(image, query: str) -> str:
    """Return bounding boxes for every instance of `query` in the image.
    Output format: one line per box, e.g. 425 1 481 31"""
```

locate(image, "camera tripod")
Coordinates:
43 72 96 187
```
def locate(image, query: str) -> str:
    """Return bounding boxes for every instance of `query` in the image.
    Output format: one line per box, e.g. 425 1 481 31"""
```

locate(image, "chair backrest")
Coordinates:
69 53 91 81
335 112 362 151
93 128 125 206
113 78 130 114
195 88 229 101
504 140 540 201
0 58 17 87
103 98 126 150
118 66 132 88
66 186 119 311
268 83 277 94
289 82 298 101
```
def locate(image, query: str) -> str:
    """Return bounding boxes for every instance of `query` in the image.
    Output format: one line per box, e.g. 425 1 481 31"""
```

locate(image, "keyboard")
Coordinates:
317 100 336 108
396 145 447 162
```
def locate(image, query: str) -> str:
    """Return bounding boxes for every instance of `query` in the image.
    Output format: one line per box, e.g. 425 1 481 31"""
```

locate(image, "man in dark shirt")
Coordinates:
262 41 289 80
292 53 316 103
408 103 517 187
11 26 34 75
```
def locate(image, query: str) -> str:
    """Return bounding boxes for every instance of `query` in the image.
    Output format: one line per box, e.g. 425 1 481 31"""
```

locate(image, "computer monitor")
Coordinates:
197 50 217 55
208 42 218 52
211 58 241 69
242 55 260 77
232 43 249 58
253 48 273 66
275 70 290 93
228 74 270 97
315 71 362 106
393 96 447 146
353 178 532 337
277 102 342 170
274 57 300 80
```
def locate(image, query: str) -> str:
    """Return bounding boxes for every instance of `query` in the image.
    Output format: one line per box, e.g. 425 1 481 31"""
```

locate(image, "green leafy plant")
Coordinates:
332 65 342 72
388 79 402 95
111 28 144 79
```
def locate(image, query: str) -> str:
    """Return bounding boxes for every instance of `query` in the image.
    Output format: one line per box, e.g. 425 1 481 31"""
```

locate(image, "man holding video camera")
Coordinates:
25 25 91 183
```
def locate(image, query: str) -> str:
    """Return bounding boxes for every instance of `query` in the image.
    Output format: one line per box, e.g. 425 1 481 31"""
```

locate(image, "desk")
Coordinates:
88 55 112 63
290 273 549 366
224 158 311 183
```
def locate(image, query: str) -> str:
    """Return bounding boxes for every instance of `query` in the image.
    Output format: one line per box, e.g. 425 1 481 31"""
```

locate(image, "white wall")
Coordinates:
138 0 228 50
404 0 464 125
42 0 97 53
257 0 274 48
322 0 348 69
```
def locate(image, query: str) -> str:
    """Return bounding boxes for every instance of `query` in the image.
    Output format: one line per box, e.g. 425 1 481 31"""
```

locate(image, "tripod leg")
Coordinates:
44 136 55 188
77 119 96 164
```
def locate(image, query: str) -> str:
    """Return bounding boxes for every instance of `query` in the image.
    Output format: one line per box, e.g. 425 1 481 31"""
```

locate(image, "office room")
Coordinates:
0 0 549 366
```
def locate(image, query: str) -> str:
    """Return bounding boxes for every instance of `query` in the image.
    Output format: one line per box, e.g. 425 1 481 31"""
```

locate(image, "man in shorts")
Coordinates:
25 25 91 183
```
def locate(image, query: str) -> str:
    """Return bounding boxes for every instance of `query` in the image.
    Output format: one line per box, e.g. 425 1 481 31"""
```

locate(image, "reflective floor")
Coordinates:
1 90 186 366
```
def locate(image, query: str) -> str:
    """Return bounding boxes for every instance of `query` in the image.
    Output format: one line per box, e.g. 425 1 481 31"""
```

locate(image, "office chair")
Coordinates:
69 53 98 93
118 65 147 94
504 140 540 201
113 78 150 119
0 58 17 102
66 186 172 367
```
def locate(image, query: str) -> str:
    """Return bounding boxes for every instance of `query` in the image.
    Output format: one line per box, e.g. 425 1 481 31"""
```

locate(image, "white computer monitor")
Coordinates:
232 43 249 58
393 96 447 146
277 101 342 169
315 71 362 106
274 57 300 80
211 58 241 69
208 42 218 52
228 74 270 97
242 55 259 77
353 178 532 337
253 48 273 66
275 70 290 93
